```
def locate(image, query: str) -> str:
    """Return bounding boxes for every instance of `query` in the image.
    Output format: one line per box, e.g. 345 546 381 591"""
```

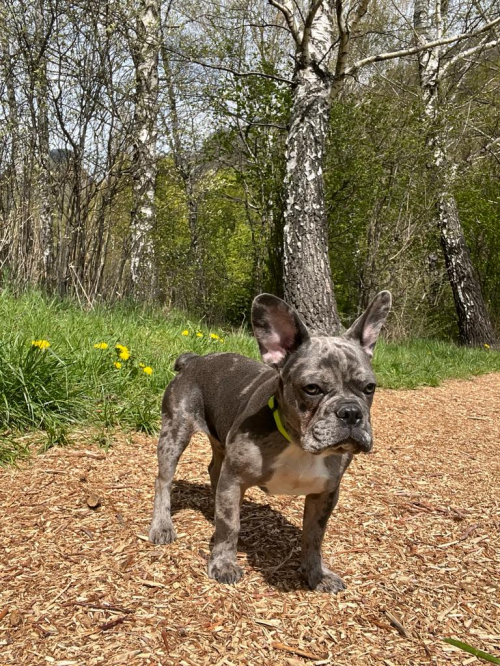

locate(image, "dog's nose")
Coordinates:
336 403 362 427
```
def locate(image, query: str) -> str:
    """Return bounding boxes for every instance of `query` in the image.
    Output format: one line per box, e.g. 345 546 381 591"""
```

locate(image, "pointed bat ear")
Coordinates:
343 291 392 358
251 294 310 367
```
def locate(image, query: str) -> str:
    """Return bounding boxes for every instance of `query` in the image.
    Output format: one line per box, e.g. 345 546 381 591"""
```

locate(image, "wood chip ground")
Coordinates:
1 374 499 665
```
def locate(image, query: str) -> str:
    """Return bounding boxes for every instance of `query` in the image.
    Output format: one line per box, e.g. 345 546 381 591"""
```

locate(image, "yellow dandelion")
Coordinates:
196 332 203 338
181 330 189 336
139 362 146 368
484 343 490 349
115 343 129 352
114 361 122 369
219 338 225 344
210 333 219 340
119 349 131 361
143 366 153 375
31 339 50 350
93 342 109 350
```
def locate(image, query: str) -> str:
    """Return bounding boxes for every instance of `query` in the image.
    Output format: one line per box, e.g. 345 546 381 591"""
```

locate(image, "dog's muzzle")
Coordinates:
331 436 372 454
309 404 373 455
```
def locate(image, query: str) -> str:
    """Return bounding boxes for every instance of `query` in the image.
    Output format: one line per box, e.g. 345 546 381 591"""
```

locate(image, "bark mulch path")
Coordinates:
1 374 499 666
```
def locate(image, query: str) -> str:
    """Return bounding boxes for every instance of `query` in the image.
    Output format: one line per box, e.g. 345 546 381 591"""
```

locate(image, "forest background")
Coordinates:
0 0 499 342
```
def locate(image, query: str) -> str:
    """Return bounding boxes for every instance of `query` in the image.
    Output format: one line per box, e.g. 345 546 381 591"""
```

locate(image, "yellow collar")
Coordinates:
268 396 292 443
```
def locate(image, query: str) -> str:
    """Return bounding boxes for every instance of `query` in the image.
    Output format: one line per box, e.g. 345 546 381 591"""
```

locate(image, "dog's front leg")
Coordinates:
208 464 245 585
300 487 346 593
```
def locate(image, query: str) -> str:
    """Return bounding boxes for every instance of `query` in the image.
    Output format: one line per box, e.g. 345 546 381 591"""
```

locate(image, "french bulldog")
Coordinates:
149 291 391 592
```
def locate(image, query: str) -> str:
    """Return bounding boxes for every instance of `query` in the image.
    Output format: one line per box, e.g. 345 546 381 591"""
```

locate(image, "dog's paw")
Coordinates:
208 559 243 585
149 523 177 545
302 565 346 594
314 572 346 594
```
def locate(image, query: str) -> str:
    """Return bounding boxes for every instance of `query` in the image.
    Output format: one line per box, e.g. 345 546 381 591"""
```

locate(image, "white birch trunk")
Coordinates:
282 1 341 333
414 0 496 345
130 0 160 299
35 0 54 285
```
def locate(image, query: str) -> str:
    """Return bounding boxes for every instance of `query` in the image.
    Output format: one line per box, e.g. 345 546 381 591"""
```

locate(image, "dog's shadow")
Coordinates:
171 480 305 591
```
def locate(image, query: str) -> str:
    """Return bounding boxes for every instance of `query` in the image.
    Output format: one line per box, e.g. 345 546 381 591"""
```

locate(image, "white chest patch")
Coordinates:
264 446 331 496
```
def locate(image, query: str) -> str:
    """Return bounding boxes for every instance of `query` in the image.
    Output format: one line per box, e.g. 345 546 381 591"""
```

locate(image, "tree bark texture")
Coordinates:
282 2 341 334
414 0 496 345
438 189 496 345
130 0 160 299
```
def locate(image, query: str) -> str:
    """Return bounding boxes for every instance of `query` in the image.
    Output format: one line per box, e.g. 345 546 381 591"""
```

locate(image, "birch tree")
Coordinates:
130 0 160 299
269 0 500 334
269 1 341 331
413 0 499 345
33 0 55 284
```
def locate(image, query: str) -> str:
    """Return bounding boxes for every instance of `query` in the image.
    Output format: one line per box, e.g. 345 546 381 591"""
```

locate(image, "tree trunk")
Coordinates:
35 0 54 286
414 0 496 345
130 0 160 300
282 3 341 334
284 66 340 333
0 36 20 223
438 187 496 345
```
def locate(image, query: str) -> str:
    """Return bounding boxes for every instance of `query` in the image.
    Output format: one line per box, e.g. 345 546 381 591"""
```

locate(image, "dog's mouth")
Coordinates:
312 436 372 455
335 437 372 454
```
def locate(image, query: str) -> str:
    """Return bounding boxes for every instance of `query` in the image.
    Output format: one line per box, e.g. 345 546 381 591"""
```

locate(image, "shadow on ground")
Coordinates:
171 479 306 591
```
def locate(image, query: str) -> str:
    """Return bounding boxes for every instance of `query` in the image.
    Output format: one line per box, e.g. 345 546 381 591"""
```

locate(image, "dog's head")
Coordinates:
251 292 391 455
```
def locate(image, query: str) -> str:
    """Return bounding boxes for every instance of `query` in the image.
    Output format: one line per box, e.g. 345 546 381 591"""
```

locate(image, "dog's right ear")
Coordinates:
343 290 392 358
251 294 310 367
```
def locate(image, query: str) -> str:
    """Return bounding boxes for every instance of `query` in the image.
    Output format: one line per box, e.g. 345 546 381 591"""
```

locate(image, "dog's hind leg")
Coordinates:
149 416 194 545
208 437 225 495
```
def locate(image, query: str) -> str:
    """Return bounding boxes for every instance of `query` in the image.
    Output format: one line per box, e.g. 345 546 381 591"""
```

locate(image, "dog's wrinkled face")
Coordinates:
252 291 392 456
279 336 376 454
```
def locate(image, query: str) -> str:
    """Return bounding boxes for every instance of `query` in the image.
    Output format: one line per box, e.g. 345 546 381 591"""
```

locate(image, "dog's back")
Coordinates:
165 352 277 445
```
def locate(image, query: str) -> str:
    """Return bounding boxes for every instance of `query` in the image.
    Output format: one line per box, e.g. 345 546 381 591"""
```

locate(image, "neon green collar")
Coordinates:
268 396 292 443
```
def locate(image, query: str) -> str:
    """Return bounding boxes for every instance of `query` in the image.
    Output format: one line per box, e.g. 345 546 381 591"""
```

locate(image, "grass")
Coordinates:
443 638 500 664
373 338 500 389
1 287 499 464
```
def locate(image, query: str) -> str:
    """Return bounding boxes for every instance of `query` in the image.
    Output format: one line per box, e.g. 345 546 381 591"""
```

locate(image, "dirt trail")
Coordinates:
1 374 499 665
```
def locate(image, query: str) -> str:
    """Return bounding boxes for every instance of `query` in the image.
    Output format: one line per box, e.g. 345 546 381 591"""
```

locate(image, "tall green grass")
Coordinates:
0 288 257 442
1 288 499 464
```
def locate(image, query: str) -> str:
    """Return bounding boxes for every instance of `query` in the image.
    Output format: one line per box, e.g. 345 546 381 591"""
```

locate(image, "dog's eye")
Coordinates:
363 383 376 395
303 384 322 396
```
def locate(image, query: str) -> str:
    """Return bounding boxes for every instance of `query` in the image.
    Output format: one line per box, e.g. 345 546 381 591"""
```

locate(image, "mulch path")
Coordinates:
0 374 499 666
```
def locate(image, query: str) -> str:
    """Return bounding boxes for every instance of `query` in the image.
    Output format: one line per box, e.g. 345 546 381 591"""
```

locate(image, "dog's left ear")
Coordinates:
252 294 310 367
343 291 392 358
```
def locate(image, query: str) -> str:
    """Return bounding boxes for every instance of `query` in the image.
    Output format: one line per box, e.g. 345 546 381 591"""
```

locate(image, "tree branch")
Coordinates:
302 0 325 62
442 36 500 75
268 0 300 44
164 46 293 85
344 15 500 79
334 0 350 79
223 106 287 130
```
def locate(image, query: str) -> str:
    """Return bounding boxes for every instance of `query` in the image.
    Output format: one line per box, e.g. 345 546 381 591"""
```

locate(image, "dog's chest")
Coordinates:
263 446 331 496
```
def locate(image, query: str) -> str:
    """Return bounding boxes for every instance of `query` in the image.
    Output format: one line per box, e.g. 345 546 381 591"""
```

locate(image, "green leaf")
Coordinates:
443 638 500 664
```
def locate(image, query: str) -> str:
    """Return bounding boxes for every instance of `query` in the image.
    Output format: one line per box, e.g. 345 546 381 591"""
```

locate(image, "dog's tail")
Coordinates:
174 352 199 373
